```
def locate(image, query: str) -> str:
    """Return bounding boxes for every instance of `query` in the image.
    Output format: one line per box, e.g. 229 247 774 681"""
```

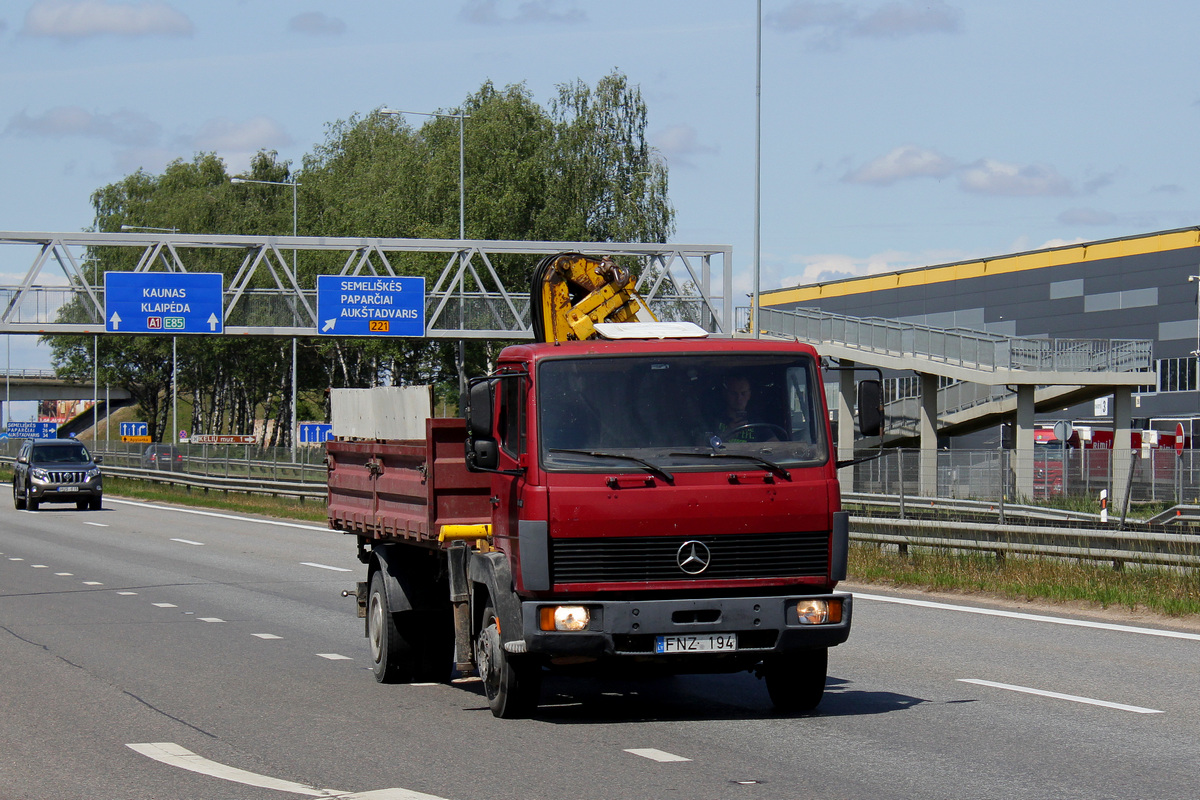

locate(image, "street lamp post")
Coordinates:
380 106 470 400
231 177 300 460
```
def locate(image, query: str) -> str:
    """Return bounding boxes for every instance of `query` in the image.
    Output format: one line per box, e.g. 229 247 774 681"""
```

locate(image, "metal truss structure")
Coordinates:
0 232 733 338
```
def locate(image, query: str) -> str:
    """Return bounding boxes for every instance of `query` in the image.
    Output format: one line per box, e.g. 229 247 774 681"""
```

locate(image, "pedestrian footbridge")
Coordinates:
757 307 1156 506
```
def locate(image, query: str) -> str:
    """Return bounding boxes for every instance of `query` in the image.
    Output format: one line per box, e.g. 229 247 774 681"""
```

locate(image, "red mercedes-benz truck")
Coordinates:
326 254 880 717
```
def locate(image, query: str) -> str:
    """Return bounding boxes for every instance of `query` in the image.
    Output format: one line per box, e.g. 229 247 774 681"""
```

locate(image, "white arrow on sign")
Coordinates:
110 312 122 330
207 312 219 332
322 318 336 332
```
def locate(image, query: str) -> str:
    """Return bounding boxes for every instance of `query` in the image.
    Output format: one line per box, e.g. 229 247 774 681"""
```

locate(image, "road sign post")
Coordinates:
104 272 224 334
315 275 424 337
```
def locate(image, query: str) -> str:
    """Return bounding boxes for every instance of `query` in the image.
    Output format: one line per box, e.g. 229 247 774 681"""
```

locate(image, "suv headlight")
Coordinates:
31 468 49 481
85 467 101 480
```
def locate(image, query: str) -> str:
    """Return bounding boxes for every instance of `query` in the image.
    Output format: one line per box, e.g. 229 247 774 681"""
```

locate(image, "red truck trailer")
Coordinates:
326 254 880 717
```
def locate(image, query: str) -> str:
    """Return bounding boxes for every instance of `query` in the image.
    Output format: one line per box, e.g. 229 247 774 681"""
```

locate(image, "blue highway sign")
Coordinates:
105 272 224 334
120 422 149 438
7 421 58 439
316 275 424 337
299 423 334 444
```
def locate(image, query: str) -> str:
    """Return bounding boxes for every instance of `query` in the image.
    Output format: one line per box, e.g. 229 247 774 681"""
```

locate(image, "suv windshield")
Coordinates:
539 353 828 471
31 444 91 464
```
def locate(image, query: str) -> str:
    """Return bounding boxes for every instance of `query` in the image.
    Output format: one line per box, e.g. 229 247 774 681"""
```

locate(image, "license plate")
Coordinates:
57 486 78 492
654 634 738 654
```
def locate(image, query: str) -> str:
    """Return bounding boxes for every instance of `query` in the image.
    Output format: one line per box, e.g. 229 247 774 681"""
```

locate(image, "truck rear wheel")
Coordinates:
368 571 410 683
476 604 540 718
764 648 828 713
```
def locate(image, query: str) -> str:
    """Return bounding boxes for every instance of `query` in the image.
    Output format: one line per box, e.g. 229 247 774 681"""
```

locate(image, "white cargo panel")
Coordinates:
330 386 433 440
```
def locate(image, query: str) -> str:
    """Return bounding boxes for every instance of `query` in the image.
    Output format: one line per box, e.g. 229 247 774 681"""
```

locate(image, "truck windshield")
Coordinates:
538 353 828 471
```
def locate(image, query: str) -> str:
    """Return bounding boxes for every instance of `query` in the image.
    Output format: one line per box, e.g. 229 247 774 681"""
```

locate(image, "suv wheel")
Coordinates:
13 481 25 510
27 493 39 511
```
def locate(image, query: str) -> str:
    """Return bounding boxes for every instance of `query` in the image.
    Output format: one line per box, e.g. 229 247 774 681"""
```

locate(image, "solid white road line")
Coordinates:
127 742 449 799
854 592 1200 642
624 748 692 763
107 497 328 532
301 562 353 572
126 742 335 797
170 538 205 546
958 679 1164 714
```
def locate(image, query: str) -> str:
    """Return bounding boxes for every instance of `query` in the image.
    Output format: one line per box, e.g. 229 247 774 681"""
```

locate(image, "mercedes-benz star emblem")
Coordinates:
676 540 712 575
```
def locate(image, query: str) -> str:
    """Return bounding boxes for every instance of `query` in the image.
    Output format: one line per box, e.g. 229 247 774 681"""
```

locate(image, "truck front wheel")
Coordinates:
476 605 540 719
764 648 828 713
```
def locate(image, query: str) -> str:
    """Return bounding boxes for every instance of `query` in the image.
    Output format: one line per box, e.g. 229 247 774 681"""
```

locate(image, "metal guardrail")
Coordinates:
102 465 325 501
850 516 1200 569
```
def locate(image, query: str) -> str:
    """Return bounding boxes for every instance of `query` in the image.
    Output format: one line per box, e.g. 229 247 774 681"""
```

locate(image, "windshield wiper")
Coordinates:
668 450 791 481
549 449 674 483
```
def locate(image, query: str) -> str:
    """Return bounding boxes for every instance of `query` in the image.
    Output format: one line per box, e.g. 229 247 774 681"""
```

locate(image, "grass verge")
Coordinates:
105 475 327 523
850 542 1200 619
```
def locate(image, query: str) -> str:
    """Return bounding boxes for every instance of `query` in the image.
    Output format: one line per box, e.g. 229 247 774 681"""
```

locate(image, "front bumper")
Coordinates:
29 477 103 502
518 593 851 663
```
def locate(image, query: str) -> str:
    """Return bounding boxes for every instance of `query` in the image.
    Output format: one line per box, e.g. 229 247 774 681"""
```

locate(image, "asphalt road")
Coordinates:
3 495 1199 799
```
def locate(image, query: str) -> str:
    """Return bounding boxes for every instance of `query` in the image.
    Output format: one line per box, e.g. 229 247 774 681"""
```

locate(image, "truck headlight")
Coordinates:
539 605 590 631
795 598 842 625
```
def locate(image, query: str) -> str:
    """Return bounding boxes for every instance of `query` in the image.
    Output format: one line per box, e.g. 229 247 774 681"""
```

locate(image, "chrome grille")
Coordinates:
47 471 87 484
551 531 829 584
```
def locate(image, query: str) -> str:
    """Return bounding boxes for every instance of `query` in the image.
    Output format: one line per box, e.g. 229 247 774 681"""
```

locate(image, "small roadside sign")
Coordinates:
190 434 256 445
1176 423 1185 455
121 422 149 438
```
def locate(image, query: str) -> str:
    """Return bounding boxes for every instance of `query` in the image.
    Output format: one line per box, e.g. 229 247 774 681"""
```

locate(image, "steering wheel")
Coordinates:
722 423 790 442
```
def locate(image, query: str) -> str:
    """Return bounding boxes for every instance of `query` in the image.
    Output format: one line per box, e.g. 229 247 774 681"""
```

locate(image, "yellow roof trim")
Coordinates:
764 228 1200 306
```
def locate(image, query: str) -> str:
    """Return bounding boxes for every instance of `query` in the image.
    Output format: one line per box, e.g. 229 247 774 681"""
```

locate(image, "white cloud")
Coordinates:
766 1 962 42
652 124 718 167
958 158 1073 197
288 12 345 36
191 116 292 153
22 0 193 40
461 0 585 25
5 106 160 147
774 248 958 289
842 145 956 185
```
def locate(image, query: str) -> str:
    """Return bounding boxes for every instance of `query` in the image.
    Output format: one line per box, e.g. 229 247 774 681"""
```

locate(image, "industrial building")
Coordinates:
762 226 1200 446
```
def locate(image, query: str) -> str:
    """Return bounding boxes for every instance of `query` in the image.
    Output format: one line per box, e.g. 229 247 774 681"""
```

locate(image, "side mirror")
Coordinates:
467 380 494 438
472 439 499 471
16 454 27 464
857 379 884 438
93 455 103 464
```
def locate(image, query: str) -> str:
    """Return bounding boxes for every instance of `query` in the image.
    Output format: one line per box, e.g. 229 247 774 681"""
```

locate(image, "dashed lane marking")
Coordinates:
117 591 138 596
152 603 177 608
317 653 353 661
55 572 73 576
31 564 48 568
959 679 1164 714
252 633 282 639
84 521 109 527
301 562 353 572
82 581 103 586
625 748 692 763
198 617 224 623
170 538 205 546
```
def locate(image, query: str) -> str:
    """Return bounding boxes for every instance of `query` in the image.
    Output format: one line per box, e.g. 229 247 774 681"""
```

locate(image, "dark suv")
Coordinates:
13 438 103 511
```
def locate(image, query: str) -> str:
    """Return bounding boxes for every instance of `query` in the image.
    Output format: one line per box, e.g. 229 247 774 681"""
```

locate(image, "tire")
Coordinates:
76 499 88 510
27 491 39 511
89 497 102 511
476 604 541 718
368 571 411 683
764 648 828 713
13 482 25 510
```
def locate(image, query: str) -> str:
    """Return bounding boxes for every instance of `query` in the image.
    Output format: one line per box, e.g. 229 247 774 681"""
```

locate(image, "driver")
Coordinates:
715 375 776 443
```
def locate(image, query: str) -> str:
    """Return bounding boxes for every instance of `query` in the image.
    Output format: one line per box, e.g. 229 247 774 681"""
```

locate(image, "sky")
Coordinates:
2 0 1200 375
